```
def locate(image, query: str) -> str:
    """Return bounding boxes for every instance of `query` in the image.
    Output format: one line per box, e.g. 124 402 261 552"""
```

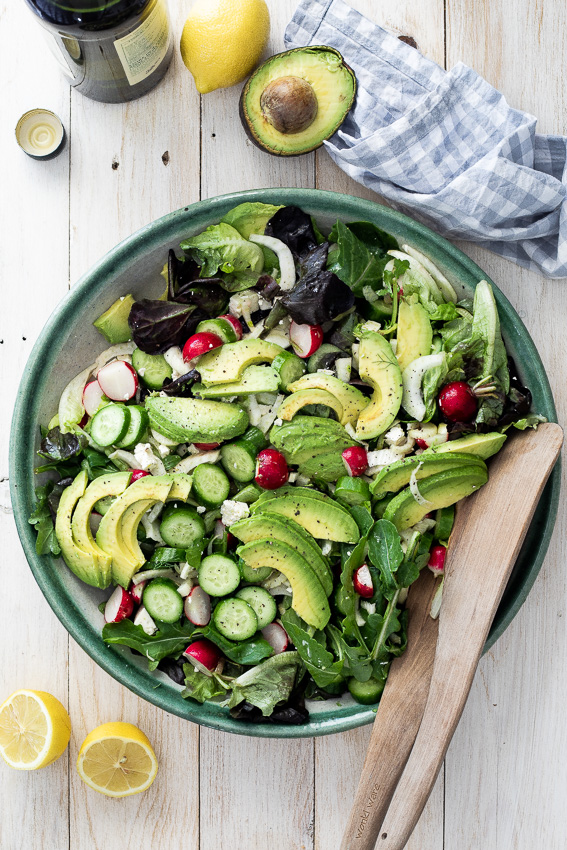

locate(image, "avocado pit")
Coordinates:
260 76 318 134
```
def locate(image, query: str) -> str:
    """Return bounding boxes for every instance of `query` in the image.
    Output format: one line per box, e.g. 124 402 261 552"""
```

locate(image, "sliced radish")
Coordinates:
428 544 447 575
183 585 211 627
82 380 106 416
193 442 221 451
218 314 243 340
342 446 368 477
130 469 151 483
353 564 374 599
97 360 138 401
438 381 477 423
289 321 323 358
255 448 289 490
261 622 289 655
182 332 223 363
104 586 135 623
130 580 147 605
183 638 221 675
415 438 429 450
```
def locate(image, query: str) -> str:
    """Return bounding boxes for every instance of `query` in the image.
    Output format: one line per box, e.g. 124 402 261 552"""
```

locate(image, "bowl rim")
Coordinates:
9 187 560 738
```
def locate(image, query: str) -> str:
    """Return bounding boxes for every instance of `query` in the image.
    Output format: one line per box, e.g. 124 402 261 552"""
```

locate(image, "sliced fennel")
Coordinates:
402 352 446 421
249 233 295 290
402 244 458 303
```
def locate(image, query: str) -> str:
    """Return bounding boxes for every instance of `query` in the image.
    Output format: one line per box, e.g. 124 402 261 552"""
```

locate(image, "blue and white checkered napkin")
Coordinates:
285 0 567 278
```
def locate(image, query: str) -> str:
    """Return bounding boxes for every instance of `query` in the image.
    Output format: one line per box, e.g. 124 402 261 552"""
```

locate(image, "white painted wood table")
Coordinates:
1 1 566 848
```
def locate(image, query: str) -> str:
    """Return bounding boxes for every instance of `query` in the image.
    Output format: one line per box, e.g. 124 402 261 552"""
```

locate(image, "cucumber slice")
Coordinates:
159 505 206 548
232 483 262 504
307 343 342 373
334 476 371 506
434 505 455 541
132 348 172 390
235 586 277 628
142 578 183 623
220 427 268 483
192 463 230 508
213 597 258 640
116 404 149 449
271 350 306 391
196 317 238 344
90 403 130 447
198 554 241 597
348 676 385 705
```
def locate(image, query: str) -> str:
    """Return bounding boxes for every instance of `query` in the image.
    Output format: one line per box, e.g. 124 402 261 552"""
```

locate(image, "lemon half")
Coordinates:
180 0 270 94
76 721 158 798
0 689 71 770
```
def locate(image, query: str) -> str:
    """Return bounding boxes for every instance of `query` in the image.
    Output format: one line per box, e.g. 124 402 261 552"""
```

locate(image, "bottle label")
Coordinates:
114 0 171 87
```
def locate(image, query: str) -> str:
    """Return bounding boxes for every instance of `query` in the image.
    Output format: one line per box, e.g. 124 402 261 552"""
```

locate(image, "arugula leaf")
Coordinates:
326 625 372 682
28 482 64 556
327 220 391 295
181 666 228 703
367 519 404 600
349 504 374 536
281 610 344 689
339 536 370 646
102 619 195 664
225 652 300 716
194 623 273 665
81 446 120 480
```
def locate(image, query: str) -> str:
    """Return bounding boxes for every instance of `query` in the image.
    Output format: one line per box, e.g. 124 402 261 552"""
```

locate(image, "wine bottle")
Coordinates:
24 0 173 103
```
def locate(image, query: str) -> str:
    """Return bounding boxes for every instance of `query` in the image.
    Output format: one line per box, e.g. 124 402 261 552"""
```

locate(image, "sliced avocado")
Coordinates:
197 339 284 386
146 397 249 444
167 473 192 501
231 512 333 596
253 494 359 543
270 416 354 465
370 453 487 500
396 300 433 373
240 46 356 157
277 388 344 423
297 451 350 483
426 432 506 460
93 294 135 344
96 476 173 588
71 471 132 587
355 328 403 440
383 465 488 531
236 539 330 628
193 365 280 398
120 498 153 563
288 373 367 426
55 470 103 586
252 485 330 507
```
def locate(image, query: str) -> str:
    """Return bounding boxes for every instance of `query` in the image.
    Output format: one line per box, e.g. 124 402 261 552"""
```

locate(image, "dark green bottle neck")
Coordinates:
25 0 149 29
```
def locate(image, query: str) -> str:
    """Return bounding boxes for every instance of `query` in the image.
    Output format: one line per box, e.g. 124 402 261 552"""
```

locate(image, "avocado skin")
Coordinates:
370 452 486 500
383 465 488 531
239 46 356 157
93 294 134 344
426 432 506 460
237 539 331 629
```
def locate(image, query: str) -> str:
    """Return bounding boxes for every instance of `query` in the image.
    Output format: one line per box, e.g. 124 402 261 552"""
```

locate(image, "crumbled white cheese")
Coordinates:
134 442 158 471
220 499 250 526
137 367 146 377
133 606 157 635
196 505 206 514
321 540 333 556
157 443 170 457
384 424 406 446
274 418 283 427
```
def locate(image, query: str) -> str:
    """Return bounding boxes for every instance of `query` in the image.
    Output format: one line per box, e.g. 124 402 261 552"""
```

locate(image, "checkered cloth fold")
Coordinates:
285 0 567 278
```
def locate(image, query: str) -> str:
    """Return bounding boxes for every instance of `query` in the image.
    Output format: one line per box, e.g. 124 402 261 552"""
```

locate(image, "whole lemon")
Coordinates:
180 0 270 94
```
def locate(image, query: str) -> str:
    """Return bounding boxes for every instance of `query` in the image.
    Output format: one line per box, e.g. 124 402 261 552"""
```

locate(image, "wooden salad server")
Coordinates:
342 422 562 850
339 568 441 850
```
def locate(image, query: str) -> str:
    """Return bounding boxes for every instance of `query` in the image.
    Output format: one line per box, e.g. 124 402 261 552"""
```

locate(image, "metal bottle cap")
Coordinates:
15 109 66 160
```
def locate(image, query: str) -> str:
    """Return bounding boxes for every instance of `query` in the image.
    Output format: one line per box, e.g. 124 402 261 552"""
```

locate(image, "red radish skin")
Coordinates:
97 360 138 401
289 321 323 358
182 332 223 363
219 314 243 340
193 442 221 451
130 580 147 605
415 438 429 450
183 586 211 627
255 449 289 489
130 469 150 483
261 622 289 655
226 531 238 551
428 544 447 575
438 381 477 423
342 446 368 477
183 639 221 675
104 586 135 623
353 564 374 599
83 380 106 416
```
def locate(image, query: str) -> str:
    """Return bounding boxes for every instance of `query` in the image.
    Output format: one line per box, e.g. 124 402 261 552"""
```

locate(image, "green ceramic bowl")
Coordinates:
10 189 559 738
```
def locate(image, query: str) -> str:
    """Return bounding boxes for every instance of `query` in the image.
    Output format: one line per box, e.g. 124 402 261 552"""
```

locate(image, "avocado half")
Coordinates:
239 46 356 156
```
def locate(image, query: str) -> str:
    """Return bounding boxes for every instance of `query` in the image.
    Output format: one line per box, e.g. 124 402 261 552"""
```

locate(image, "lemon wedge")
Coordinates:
0 689 71 770
180 0 270 94
76 721 158 797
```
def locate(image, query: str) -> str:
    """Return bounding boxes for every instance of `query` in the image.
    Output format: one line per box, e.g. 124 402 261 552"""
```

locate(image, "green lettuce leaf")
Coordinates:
102 619 195 665
327 220 392 295
180 223 264 277
182 666 228 703
225 652 300 716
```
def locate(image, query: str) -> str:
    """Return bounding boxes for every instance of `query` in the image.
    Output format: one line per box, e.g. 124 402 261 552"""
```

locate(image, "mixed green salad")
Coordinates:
29 202 542 725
